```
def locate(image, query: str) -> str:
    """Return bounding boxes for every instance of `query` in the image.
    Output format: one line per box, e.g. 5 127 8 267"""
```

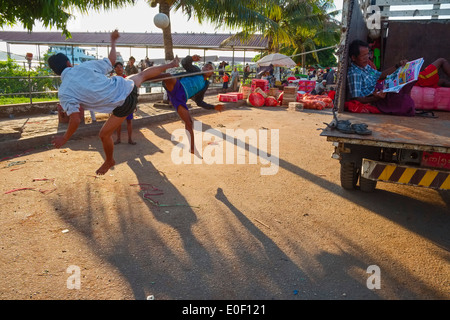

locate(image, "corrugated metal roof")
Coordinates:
0 31 268 50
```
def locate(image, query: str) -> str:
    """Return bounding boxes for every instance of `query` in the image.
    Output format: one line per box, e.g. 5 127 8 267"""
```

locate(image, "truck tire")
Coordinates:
360 176 377 192
340 162 359 190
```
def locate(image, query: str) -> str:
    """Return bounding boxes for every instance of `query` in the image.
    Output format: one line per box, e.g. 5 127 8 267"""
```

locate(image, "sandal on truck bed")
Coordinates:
351 123 372 135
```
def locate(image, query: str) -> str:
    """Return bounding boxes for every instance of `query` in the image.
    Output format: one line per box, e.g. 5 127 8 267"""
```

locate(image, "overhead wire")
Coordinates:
145 45 338 82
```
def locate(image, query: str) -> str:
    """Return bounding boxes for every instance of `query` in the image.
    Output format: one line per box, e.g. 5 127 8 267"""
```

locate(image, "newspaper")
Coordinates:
381 58 424 93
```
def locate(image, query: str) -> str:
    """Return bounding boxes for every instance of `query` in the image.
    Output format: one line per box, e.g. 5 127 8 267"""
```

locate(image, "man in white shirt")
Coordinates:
314 80 327 95
48 30 179 175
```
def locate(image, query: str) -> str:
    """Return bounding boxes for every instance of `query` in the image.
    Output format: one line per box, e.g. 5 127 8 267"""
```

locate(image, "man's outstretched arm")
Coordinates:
52 112 81 148
182 55 201 73
108 30 120 67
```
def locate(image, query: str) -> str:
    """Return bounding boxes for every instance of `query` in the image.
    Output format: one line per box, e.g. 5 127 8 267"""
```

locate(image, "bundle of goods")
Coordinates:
298 93 334 110
268 87 280 99
218 94 239 102
251 79 269 92
265 96 279 106
247 91 280 107
281 86 297 106
297 80 316 93
227 92 244 100
254 87 268 98
240 85 252 99
218 92 244 102
345 100 381 114
247 92 266 107
288 102 303 112
410 86 450 111
278 91 307 105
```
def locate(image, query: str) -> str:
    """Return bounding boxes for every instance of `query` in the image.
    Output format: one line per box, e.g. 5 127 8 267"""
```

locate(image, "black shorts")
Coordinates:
112 85 138 118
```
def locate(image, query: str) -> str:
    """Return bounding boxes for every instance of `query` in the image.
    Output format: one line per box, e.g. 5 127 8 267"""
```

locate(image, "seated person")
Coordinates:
347 39 413 116
315 80 328 95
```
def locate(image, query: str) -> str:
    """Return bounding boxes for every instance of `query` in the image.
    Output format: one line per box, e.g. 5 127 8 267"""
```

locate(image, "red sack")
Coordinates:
316 96 333 108
301 100 326 110
345 100 381 114
328 90 336 100
265 96 279 106
277 92 284 104
435 87 450 111
248 92 265 107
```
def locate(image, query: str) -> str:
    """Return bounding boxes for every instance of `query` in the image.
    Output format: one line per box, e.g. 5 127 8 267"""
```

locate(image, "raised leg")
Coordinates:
128 57 179 87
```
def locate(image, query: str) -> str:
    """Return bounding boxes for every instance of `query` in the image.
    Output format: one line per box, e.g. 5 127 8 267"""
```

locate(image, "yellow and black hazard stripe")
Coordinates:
361 159 450 190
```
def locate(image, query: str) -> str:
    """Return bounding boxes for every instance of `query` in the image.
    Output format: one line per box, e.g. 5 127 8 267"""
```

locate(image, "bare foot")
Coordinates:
114 140 121 145
128 140 137 145
95 159 116 175
170 56 179 68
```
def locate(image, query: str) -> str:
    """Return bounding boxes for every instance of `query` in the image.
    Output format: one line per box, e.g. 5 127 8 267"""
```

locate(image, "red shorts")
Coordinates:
416 64 439 88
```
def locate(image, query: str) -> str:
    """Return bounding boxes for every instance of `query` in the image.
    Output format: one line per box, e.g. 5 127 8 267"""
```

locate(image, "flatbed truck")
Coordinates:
320 0 450 191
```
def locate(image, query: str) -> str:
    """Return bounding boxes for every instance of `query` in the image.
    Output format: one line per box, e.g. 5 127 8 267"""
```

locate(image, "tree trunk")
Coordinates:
159 1 174 61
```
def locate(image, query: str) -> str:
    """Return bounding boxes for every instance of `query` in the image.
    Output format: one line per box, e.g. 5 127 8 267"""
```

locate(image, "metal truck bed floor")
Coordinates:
320 111 450 153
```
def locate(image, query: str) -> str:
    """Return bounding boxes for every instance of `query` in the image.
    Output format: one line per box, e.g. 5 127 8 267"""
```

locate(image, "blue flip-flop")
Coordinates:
336 120 355 134
351 123 372 135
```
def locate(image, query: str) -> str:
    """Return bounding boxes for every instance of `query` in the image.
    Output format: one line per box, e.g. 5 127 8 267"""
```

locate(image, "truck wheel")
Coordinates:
360 176 377 192
340 162 359 190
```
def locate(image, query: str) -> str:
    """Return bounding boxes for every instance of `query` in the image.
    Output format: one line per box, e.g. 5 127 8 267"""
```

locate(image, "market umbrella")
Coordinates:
256 53 297 68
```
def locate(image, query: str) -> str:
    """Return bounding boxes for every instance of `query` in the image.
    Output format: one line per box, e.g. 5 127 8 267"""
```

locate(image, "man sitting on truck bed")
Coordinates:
347 39 414 116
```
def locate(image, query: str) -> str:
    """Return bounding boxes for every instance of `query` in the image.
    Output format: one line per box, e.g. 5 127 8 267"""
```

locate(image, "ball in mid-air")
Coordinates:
154 13 170 29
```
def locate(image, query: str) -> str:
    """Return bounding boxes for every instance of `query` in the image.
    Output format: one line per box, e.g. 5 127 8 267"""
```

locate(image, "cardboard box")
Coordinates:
282 97 297 106
283 86 297 94
288 102 303 111
268 87 280 98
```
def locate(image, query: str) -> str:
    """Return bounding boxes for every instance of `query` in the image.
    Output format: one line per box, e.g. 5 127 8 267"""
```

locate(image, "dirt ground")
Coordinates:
0 105 449 300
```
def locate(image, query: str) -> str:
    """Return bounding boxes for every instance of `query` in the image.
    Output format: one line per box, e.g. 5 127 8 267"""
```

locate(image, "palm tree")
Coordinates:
175 0 283 51
175 0 340 62
285 0 340 69
149 0 176 61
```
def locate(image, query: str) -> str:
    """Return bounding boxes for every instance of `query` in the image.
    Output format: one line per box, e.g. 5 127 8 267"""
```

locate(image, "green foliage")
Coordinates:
0 58 56 98
0 0 136 38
